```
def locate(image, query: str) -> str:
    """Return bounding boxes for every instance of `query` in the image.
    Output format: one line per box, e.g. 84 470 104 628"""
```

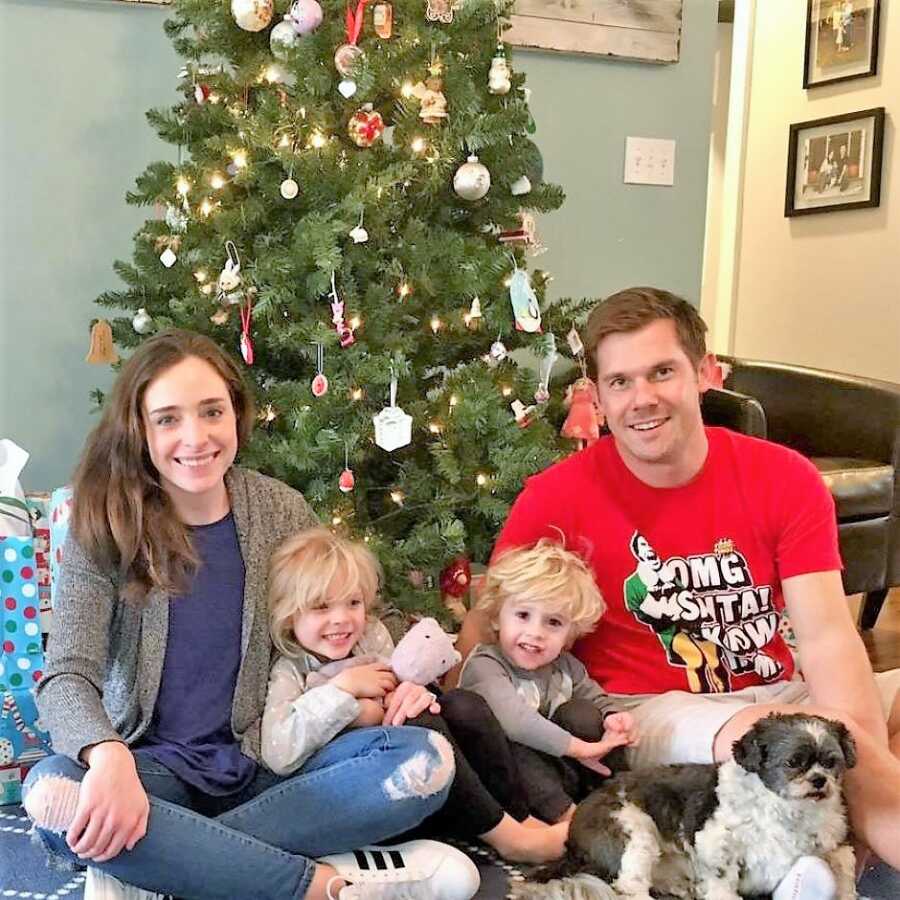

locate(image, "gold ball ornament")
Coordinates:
348 108 385 148
453 155 491 201
230 0 273 31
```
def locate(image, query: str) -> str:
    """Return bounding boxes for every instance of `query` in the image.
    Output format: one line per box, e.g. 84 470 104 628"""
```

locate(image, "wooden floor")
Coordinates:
850 588 900 673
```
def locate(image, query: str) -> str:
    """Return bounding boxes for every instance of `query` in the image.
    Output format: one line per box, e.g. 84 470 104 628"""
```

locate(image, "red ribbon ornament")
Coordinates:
345 0 369 45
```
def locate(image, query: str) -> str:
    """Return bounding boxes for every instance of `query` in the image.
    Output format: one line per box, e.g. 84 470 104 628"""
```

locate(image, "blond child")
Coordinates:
459 538 638 822
263 527 569 863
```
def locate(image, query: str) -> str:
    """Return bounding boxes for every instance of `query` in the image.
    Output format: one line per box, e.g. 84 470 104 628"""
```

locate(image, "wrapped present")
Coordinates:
49 486 73 611
26 493 52 634
0 443 53 768
0 759 37 806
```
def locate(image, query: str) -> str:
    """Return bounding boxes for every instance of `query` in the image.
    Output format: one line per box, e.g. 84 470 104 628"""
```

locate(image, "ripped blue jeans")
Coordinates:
23 726 453 900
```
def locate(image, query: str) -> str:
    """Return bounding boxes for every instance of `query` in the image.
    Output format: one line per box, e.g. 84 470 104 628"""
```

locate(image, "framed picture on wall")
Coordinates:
804 0 880 88
785 107 884 217
506 0 682 64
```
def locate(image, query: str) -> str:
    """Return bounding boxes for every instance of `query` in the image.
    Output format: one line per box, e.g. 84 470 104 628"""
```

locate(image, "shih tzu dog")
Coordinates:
515 713 857 900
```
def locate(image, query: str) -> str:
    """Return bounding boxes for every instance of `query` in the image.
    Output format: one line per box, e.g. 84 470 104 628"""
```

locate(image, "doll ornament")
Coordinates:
561 377 603 448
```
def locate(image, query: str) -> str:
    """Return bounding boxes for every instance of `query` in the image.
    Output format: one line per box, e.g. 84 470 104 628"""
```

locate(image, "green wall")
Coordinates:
0 0 717 490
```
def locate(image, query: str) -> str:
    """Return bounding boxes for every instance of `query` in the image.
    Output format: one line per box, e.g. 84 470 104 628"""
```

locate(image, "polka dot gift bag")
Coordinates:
0 441 52 798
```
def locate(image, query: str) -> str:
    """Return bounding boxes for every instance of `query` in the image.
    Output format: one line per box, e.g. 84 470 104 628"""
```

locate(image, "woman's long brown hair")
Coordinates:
71 330 256 602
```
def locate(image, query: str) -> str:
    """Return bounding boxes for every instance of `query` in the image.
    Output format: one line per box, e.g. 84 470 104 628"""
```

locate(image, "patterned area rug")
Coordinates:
3 801 898 899
0 803 523 900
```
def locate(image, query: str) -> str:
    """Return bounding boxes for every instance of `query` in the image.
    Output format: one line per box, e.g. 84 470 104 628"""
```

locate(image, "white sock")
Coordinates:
773 857 837 900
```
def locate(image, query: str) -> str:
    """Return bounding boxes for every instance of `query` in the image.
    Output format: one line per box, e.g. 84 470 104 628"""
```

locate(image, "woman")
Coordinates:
23 331 477 900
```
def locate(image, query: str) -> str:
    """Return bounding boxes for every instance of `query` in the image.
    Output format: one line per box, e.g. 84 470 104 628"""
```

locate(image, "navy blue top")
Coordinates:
135 512 257 795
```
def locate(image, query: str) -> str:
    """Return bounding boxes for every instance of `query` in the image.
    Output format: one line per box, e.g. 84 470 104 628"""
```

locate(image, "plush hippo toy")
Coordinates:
306 617 461 688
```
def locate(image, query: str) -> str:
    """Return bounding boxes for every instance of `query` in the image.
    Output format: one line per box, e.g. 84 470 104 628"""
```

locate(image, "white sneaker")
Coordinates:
773 856 837 900
321 839 481 900
84 867 167 900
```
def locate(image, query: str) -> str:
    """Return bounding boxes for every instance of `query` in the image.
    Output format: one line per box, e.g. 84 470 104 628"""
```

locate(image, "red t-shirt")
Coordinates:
493 428 841 696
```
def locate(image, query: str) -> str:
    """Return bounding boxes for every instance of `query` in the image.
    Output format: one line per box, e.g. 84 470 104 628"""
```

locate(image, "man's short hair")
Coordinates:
584 287 708 375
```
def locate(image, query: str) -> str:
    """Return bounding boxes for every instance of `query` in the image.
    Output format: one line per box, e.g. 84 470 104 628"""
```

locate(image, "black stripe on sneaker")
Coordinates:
388 851 404 869
371 850 388 870
353 850 369 869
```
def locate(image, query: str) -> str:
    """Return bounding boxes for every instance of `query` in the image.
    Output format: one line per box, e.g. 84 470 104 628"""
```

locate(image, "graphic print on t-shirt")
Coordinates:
623 532 784 693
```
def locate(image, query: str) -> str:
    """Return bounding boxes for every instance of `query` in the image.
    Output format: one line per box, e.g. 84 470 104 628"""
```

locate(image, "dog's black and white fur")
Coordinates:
517 713 857 900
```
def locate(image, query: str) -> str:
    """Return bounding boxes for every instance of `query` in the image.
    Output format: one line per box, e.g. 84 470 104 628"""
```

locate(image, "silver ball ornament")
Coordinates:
453 155 491 202
270 19 300 58
230 0 273 32
132 308 154 335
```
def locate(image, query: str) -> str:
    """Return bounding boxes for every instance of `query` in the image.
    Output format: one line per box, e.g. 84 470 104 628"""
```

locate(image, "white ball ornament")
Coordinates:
270 19 300 58
132 308 154 335
280 178 299 199
231 0 274 31
453 155 491 202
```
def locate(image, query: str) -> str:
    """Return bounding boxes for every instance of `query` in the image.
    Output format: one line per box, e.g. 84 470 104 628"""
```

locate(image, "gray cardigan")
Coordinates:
36 467 319 763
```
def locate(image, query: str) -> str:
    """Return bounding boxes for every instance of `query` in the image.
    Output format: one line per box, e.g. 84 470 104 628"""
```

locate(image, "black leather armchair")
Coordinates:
712 356 900 629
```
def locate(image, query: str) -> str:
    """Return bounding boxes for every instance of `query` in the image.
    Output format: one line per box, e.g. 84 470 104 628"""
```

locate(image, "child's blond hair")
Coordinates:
269 527 382 657
477 538 605 643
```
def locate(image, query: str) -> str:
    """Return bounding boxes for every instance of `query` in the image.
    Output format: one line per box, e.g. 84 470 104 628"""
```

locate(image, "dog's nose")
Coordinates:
810 774 827 790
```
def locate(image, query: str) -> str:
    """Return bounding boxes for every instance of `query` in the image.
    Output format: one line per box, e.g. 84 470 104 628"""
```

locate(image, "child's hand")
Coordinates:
332 662 397 699
382 681 441 726
566 731 632 776
351 699 386 728
603 711 639 746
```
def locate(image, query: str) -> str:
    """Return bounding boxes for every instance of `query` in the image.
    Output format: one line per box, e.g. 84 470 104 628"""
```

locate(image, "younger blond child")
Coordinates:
263 527 569 863
459 538 638 822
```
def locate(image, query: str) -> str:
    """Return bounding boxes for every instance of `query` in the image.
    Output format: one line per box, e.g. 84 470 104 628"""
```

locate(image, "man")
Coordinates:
454 287 900 875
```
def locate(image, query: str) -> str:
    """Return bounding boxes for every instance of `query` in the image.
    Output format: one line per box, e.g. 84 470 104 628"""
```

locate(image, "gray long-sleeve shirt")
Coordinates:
458 643 621 756
35 467 318 764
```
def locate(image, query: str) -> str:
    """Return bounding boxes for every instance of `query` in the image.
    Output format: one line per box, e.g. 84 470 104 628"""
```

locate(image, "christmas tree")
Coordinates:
93 0 597 620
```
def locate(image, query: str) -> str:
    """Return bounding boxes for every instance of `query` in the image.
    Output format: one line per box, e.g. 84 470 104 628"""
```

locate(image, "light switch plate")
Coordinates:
624 136 676 186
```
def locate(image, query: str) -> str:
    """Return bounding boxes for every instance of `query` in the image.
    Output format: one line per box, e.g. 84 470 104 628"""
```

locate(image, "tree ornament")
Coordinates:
498 211 537 246
561 377 602 448
335 0 368 75
453 155 490 201
373 367 412 452
534 333 557 404
409 59 447 125
483 337 507 368
159 247 178 268
488 48 511 95
468 296 482 321
270 18 300 57
311 343 328 396
425 0 458 24
339 468 356 493
339 444 355 492
217 241 242 302
165 203 188 234
338 79 358 98
287 0 323 34
280 177 299 199
348 106 384 147
511 399 535 428
230 0 273 32
373 2 393 37
86 320 119 365
510 174 532 196
566 325 584 356
239 297 254 365
508 267 542 332
440 556 471 622
132 308 154 335
348 210 369 243
330 271 356 346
